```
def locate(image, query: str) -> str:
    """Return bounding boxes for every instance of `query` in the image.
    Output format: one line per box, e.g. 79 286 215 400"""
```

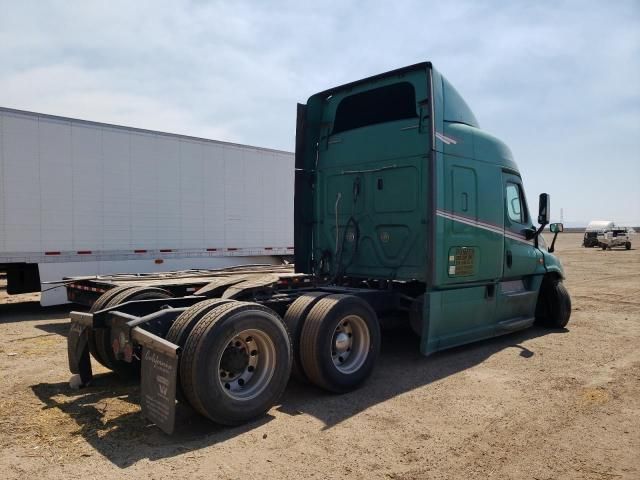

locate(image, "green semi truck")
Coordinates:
66 62 571 433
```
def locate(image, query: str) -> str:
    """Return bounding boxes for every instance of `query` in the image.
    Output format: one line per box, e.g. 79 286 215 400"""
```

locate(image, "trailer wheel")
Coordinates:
535 278 571 329
299 294 380 393
95 286 172 375
180 302 291 425
626 242 631 250
283 292 330 382
88 286 138 368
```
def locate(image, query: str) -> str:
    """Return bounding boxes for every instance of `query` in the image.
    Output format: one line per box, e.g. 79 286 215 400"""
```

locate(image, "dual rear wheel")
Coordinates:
298 294 381 392
88 288 381 425
175 293 380 424
89 286 172 376
179 302 291 425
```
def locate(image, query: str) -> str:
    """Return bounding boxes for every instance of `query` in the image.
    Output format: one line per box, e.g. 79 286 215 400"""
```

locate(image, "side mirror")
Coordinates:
538 193 550 225
548 222 563 253
549 223 563 233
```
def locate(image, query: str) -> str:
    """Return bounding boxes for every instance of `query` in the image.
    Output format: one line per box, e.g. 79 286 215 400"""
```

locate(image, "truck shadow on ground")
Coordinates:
278 326 551 426
30 324 566 468
0 301 84 337
0 301 75 324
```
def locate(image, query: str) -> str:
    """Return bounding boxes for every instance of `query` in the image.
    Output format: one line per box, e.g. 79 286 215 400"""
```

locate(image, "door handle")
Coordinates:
506 250 513 268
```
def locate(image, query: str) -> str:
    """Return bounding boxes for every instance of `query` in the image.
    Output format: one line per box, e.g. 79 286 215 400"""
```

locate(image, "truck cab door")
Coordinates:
502 173 538 278
497 173 540 323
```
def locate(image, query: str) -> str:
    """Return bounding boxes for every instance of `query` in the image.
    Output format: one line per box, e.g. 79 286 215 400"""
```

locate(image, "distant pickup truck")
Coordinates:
597 227 634 250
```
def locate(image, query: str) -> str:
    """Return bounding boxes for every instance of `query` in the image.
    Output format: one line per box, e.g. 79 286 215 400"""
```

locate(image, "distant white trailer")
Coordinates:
0 107 294 305
582 220 615 247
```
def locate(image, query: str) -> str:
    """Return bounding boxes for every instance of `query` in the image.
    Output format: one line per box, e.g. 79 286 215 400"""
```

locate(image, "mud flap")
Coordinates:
67 312 94 386
132 328 179 434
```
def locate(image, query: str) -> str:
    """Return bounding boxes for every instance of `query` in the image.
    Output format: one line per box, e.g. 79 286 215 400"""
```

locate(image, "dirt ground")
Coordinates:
0 232 638 479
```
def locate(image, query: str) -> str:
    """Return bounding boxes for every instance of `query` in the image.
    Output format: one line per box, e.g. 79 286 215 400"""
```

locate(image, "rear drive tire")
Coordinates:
283 292 330 383
180 302 292 425
90 285 137 312
95 286 172 375
166 298 236 400
300 294 380 393
166 298 236 348
535 279 571 329
88 286 137 368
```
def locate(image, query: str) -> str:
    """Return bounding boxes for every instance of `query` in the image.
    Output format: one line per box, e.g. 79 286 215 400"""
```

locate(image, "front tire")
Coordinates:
180 302 292 425
626 242 631 250
535 279 571 329
300 294 381 393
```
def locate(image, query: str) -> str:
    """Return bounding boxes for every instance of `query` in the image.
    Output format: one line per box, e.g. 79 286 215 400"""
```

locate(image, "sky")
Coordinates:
1 0 638 225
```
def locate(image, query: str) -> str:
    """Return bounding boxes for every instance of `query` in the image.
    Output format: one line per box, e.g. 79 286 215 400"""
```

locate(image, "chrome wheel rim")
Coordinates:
217 328 276 400
330 314 370 374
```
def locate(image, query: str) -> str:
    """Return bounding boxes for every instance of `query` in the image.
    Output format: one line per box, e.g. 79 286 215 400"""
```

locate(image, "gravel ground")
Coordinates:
0 232 638 479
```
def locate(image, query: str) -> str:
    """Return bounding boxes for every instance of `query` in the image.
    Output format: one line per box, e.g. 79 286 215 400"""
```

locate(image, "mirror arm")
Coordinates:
549 231 559 253
531 221 547 246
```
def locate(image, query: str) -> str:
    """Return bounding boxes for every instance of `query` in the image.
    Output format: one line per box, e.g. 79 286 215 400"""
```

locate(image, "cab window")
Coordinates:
506 183 526 224
332 82 418 134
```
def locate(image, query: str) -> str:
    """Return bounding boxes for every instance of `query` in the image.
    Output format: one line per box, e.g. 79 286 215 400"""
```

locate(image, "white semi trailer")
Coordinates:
0 107 294 306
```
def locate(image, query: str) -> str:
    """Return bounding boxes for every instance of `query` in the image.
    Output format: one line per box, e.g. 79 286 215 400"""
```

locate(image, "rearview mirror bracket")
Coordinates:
548 222 564 253
531 193 551 246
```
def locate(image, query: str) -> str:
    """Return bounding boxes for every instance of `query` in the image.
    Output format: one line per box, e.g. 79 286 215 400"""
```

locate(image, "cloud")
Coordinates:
0 63 235 141
0 0 638 223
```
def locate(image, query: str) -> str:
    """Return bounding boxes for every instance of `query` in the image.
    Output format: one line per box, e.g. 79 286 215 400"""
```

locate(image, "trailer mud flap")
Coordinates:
133 328 179 434
67 312 94 386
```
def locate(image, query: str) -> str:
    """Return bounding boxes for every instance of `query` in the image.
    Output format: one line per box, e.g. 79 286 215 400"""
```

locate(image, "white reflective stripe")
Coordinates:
436 210 534 245
436 209 503 235
435 132 458 145
504 231 534 244
435 209 502 233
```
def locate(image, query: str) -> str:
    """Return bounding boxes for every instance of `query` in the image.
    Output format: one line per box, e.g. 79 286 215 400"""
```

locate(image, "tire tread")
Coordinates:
166 298 234 346
95 286 171 374
88 286 137 367
283 292 330 382
299 295 346 390
180 302 291 422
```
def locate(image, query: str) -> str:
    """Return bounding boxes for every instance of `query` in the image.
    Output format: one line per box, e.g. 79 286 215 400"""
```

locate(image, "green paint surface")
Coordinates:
295 62 566 356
